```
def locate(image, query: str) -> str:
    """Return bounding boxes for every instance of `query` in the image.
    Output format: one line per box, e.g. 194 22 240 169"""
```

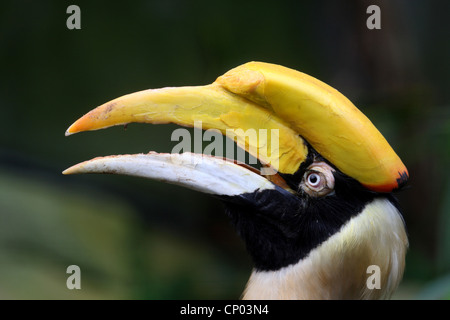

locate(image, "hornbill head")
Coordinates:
64 62 409 299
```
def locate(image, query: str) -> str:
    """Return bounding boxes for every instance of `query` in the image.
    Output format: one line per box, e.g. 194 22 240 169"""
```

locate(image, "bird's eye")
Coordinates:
300 162 335 197
307 173 321 187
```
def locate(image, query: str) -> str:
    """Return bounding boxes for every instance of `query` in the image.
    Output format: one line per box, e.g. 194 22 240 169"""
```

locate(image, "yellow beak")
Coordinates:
65 61 408 192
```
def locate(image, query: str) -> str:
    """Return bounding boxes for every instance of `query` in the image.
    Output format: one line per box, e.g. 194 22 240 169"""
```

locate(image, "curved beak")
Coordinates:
64 62 408 193
63 152 283 197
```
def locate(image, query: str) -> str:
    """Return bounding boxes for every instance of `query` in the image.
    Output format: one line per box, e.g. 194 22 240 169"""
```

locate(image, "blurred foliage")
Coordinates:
0 0 449 299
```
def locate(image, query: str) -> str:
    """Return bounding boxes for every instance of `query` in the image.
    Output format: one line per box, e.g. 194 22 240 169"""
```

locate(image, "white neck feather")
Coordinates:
242 198 408 300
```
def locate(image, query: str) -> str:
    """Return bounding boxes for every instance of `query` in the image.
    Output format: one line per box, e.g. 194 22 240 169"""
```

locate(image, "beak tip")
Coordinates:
62 166 79 175
65 123 78 136
62 163 83 175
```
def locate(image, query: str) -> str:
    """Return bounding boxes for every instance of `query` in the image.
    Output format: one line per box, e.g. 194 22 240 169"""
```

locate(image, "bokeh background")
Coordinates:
0 0 449 299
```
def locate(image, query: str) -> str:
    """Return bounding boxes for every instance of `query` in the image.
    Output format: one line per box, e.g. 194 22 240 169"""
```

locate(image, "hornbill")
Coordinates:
64 62 409 299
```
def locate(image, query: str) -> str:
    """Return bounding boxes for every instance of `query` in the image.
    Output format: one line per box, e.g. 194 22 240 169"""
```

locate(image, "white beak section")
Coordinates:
63 152 275 196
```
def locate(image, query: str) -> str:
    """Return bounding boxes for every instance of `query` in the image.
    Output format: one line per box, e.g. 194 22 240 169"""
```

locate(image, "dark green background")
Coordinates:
0 0 449 299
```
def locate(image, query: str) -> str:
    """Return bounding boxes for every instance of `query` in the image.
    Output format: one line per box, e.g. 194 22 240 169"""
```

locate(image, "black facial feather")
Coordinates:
218 147 383 272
